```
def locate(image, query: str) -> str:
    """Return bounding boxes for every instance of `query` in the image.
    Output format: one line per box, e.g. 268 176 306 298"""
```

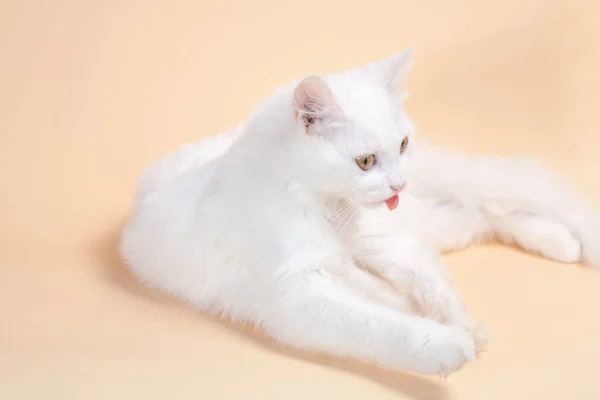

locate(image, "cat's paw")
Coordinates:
582 243 600 267
536 223 582 264
411 325 476 376
417 287 457 324
447 313 487 356
578 221 600 267
509 215 582 263
467 321 488 355
409 261 464 325
415 278 472 329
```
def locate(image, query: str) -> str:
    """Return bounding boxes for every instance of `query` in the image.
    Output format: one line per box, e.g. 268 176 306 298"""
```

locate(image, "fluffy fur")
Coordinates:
121 49 600 376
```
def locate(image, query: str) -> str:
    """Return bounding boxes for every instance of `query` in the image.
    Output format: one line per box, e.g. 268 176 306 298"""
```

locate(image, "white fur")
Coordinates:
121 50 600 376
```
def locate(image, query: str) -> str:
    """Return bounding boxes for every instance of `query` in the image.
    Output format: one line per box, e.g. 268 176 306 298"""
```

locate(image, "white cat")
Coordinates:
120 49 600 376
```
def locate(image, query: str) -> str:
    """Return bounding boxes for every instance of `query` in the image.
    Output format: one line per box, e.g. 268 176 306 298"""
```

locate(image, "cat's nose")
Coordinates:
390 183 405 193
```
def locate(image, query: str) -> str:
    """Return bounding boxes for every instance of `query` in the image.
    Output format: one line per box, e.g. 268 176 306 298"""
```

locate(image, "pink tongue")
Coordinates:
384 194 399 211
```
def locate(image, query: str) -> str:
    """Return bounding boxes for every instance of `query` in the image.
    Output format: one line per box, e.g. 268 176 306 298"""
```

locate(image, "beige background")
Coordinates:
1 1 600 399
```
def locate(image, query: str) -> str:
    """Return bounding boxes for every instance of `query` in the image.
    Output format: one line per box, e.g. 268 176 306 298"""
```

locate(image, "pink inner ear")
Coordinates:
293 110 315 129
293 76 341 130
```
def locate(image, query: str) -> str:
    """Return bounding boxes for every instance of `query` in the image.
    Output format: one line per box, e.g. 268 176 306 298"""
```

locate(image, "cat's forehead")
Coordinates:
328 79 409 150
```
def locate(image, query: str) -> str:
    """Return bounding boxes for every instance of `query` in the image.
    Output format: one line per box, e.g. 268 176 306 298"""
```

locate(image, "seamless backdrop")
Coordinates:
1 1 600 399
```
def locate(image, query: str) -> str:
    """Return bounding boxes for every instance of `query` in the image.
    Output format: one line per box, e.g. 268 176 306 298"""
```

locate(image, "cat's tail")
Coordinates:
135 124 244 199
407 141 600 266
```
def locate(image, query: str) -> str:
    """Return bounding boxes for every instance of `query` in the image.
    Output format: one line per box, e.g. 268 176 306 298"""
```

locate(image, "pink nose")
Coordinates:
390 183 405 192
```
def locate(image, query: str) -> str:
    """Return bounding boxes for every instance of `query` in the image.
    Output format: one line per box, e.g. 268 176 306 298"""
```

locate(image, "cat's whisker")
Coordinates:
332 205 356 234
334 196 361 219
333 199 358 219
335 204 360 237
332 197 364 237
331 204 355 234
330 198 354 219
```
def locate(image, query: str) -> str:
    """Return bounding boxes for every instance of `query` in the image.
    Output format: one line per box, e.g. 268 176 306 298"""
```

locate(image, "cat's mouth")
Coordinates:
383 194 399 211
364 194 399 211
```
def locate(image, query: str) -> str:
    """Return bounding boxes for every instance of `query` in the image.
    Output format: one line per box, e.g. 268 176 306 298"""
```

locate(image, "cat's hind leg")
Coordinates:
492 212 582 263
399 198 583 264
408 142 600 266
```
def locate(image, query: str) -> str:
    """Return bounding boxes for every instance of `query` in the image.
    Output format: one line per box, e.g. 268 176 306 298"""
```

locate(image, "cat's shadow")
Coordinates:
93 220 453 400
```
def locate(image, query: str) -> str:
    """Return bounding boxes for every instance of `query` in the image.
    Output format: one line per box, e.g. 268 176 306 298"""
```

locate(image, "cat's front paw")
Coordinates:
411 325 476 376
579 222 600 267
467 321 488 355
583 245 600 267
408 263 463 325
446 314 487 356
417 286 456 324
414 279 471 328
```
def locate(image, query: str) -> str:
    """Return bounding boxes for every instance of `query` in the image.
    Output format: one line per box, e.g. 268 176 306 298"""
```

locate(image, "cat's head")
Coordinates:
290 49 415 210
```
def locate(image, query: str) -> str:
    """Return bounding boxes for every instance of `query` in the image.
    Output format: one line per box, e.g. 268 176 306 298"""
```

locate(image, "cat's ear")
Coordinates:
364 48 414 92
293 76 342 131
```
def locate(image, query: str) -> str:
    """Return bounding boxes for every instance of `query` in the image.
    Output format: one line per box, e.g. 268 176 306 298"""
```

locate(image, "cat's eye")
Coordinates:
400 137 409 154
355 154 375 170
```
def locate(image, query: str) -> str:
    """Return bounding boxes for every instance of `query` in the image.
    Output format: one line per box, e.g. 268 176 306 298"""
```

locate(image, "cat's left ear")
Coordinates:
293 75 343 131
364 48 414 93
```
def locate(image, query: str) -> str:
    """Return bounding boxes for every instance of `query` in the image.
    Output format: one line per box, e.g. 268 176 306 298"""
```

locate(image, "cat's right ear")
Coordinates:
293 76 342 132
364 48 414 93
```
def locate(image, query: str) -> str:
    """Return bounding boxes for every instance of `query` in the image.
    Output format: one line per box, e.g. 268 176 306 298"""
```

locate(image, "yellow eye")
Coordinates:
400 137 409 154
356 154 375 170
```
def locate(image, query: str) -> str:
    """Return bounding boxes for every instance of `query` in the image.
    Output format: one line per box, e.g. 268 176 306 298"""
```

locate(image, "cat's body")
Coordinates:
121 50 600 376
